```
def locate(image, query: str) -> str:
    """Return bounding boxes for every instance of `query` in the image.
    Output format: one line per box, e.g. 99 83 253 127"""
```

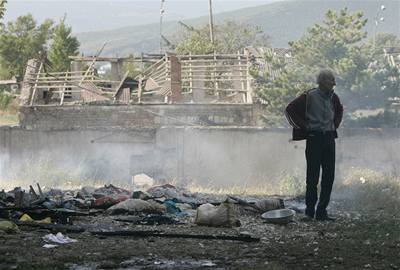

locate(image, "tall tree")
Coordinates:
0 0 7 78
0 14 53 80
367 33 400 101
48 16 80 72
258 8 378 124
175 20 269 55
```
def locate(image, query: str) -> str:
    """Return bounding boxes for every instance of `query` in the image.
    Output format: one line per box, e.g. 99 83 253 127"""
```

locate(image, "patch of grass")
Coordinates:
0 90 18 126
278 171 305 197
334 168 400 212
1 156 132 191
0 91 13 110
0 111 18 126
184 171 306 197
186 182 273 196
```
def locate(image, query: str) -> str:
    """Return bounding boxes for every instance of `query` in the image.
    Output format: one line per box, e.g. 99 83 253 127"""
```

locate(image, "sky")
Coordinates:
4 0 282 33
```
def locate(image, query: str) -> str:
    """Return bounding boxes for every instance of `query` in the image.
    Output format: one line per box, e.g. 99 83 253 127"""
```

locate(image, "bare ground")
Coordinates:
0 200 399 270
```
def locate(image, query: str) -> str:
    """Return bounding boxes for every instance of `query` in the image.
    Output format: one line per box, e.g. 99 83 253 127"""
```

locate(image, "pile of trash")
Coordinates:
0 182 295 243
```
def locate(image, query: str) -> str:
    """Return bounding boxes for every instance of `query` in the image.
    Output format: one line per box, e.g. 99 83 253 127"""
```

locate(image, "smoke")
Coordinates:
0 126 399 210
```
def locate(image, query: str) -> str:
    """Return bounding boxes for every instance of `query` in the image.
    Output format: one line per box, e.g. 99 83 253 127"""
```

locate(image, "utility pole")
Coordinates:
208 0 214 44
159 0 166 53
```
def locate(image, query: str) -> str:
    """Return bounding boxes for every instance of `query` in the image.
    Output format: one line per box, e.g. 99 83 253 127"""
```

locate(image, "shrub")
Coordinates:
278 171 305 197
0 90 12 110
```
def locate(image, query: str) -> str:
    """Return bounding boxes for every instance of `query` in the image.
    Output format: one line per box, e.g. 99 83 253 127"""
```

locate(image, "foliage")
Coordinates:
175 20 269 55
48 16 80 72
0 90 12 110
0 0 6 21
258 8 380 124
0 14 53 80
175 26 215 55
122 54 141 78
367 33 400 101
344 110 400 128
278 171 306 197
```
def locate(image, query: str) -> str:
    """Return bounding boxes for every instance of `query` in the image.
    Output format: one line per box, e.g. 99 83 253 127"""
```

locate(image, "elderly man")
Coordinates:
285 69 343 221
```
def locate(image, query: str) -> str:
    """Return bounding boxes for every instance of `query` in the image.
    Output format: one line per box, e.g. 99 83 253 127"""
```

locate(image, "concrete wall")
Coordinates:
1 126 399 187
19 104 257 130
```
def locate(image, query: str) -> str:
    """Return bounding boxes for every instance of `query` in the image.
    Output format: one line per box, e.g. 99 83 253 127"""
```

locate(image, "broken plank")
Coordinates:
91 230 260 242
15 221 85 233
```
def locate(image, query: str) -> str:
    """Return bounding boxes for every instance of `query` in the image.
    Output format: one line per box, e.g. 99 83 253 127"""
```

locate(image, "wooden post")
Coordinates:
238 50 246 102
138 75 143 103
60 72 68 105
30 61 43 106
164 54 169 103
79 42 106 85
246 50 253 104
189 52 193 96
169 55 182 103
214 52 219 99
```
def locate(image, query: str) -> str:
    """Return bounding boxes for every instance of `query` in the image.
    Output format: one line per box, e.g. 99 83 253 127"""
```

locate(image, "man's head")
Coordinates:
317 69 336 92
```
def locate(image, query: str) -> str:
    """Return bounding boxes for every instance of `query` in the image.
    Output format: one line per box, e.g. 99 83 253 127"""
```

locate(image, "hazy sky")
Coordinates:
4 0 282 33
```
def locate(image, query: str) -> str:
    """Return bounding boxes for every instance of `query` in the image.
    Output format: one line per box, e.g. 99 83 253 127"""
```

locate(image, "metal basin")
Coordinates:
261 209 296 224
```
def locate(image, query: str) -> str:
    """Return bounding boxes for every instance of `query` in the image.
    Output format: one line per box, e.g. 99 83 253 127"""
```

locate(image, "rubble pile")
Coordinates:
0 182 293 244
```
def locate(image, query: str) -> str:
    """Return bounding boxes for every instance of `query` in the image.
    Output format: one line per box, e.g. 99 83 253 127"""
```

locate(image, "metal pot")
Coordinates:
261 209 296 224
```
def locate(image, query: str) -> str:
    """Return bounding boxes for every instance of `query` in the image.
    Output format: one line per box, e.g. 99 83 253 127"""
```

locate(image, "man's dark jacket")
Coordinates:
285 89 343 141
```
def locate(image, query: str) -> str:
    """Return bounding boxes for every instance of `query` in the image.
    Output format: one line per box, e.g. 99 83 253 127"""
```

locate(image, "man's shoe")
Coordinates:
304 209 315 219
300 215 314 222
315 215 336 222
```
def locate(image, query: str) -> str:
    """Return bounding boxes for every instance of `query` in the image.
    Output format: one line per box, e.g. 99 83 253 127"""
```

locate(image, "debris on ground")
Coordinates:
0 220 19 233
43 232 78 244
0 182 303 234
195 201 240 227
1 182 397 269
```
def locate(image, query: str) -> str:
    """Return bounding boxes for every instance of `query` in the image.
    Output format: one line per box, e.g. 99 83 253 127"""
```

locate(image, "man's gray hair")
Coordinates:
317 69 335 84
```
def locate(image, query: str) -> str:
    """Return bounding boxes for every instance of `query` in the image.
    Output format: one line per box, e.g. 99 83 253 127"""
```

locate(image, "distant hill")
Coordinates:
75 0 400 56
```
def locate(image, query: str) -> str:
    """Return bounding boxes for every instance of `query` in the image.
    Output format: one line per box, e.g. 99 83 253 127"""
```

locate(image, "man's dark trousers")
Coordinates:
305 131 336 218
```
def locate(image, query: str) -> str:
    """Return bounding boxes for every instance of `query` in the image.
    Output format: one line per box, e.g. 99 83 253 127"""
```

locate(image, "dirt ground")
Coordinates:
0 200 399 270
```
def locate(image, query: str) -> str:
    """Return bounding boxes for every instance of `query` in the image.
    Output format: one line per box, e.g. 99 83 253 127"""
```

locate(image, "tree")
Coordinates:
0 0 6 21
122 54 140 78
367 33 400 101
0 14 53 80
48 16 80 72
175 20 269 54
258 8 379 123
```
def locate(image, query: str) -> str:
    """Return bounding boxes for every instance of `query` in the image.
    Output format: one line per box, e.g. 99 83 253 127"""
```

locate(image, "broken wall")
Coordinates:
19 104 256 130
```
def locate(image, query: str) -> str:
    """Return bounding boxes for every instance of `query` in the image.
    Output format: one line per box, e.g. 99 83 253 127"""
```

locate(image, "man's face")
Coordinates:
319 75 336 92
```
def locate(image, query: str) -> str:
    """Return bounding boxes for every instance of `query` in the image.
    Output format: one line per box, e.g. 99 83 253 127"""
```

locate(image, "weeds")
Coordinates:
0 112 18 125
278 171 306 197
183 171 306 197
334 168 400 212
2 160 399 215
0 90 12 110
0 90 18 126
1 155 129 191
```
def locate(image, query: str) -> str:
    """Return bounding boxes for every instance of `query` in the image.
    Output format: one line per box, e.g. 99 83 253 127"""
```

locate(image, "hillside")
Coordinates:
75 0 400 56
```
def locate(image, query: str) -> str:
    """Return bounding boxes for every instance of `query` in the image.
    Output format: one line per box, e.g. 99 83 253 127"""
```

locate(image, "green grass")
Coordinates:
0 112 18 126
